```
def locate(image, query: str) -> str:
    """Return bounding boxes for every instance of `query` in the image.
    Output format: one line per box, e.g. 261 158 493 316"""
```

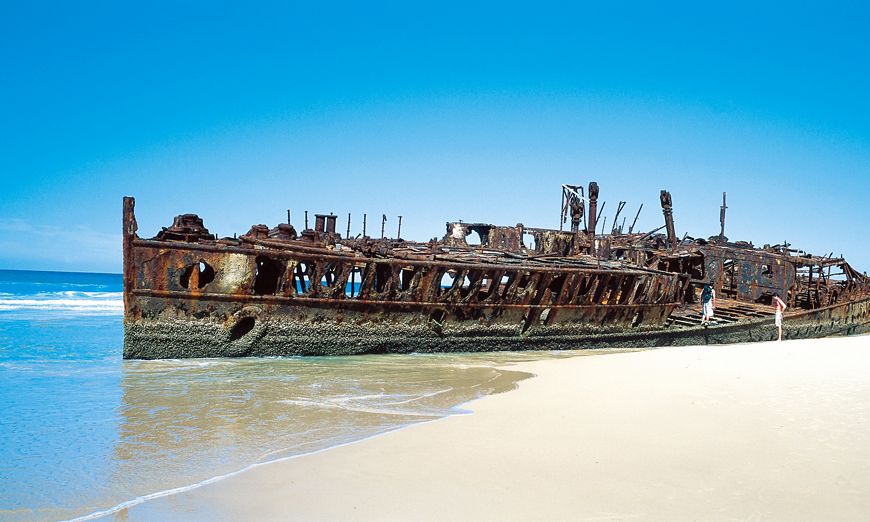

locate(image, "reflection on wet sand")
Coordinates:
108 353 538 517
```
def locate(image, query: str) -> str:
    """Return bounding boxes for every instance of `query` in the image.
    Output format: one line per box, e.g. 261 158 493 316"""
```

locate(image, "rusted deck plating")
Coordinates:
122 182 870 358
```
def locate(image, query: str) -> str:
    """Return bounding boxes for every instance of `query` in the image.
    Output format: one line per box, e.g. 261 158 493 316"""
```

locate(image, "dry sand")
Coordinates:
130 336 870 521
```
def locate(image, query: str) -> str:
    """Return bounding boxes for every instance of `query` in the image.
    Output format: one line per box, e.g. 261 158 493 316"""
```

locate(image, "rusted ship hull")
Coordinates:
123 237 685 359
122 181 870 359
124 294 870 359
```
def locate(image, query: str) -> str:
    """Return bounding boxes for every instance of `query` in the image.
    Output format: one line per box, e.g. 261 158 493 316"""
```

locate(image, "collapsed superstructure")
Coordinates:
122 183 870 358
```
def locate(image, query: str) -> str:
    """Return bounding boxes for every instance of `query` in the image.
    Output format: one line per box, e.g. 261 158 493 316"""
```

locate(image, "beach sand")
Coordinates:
129 336 870 521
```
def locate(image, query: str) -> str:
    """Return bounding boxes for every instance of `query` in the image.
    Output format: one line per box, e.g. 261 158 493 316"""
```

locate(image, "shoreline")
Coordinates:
126 335 870 521
69 421 449 522
68 357 541 522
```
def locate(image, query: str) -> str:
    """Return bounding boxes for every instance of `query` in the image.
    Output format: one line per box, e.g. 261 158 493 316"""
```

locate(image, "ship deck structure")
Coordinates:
122 182 870 358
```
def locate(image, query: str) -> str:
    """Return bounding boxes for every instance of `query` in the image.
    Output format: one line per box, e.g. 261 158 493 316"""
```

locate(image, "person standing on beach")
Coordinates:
701 283 715 325
773 295 787 341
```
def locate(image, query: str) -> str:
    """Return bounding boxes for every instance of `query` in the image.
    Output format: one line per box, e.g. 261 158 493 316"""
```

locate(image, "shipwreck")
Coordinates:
122 183 870 359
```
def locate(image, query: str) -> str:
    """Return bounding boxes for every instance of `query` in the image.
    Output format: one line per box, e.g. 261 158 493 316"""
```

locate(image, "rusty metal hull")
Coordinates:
122 187 870 359
122 238 684 358
123 293 870 359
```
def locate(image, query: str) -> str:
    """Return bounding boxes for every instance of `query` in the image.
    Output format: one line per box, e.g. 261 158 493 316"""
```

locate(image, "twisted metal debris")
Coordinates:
123 182 870 358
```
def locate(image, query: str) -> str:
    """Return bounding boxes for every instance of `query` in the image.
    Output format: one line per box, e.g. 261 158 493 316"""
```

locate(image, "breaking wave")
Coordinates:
0 291 123 315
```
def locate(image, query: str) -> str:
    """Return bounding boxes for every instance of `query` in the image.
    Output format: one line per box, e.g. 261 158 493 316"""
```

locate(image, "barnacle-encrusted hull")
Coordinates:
124 295 870 359
122 183 870 359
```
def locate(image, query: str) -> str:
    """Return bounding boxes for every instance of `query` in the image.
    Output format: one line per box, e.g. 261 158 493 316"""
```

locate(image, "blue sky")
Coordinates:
2 1 869 273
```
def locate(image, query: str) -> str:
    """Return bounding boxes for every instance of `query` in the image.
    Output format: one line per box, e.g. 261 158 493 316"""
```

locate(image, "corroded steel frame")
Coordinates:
122 179 870 359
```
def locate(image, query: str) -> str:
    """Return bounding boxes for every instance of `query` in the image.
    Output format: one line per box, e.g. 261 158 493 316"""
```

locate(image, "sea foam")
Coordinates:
0 291 123 314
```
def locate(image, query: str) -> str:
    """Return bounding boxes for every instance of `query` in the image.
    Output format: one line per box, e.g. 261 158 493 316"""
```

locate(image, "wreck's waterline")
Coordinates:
122 181 870 359
1 270 565 522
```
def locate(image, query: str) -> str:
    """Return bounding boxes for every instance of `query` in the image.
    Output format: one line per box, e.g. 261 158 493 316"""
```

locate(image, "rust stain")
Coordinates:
121 181 870 357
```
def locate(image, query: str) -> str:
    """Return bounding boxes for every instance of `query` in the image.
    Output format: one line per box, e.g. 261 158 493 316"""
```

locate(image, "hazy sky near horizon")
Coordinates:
2 1 869 273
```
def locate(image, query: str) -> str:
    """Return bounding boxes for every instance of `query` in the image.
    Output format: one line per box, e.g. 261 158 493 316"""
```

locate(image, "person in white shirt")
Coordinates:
773 295 787 341
700 284 715 325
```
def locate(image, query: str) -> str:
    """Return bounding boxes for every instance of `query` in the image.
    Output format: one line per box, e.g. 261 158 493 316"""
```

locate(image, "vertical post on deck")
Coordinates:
122 197 138 319
587 181 599 237
660 190 677 249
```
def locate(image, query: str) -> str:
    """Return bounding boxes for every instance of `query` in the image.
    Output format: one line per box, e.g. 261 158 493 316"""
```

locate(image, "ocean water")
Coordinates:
0 269 562 521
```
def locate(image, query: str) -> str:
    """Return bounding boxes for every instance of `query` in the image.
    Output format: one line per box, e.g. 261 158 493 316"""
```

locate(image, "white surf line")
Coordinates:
66 366 538 522
63 393 494 521
0 299 123 311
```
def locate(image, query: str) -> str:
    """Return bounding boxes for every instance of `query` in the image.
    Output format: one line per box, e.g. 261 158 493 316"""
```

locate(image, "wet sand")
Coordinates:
130 336 870 521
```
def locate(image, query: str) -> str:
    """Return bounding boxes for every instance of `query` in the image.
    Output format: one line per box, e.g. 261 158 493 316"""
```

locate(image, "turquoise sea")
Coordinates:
0 269 547 521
